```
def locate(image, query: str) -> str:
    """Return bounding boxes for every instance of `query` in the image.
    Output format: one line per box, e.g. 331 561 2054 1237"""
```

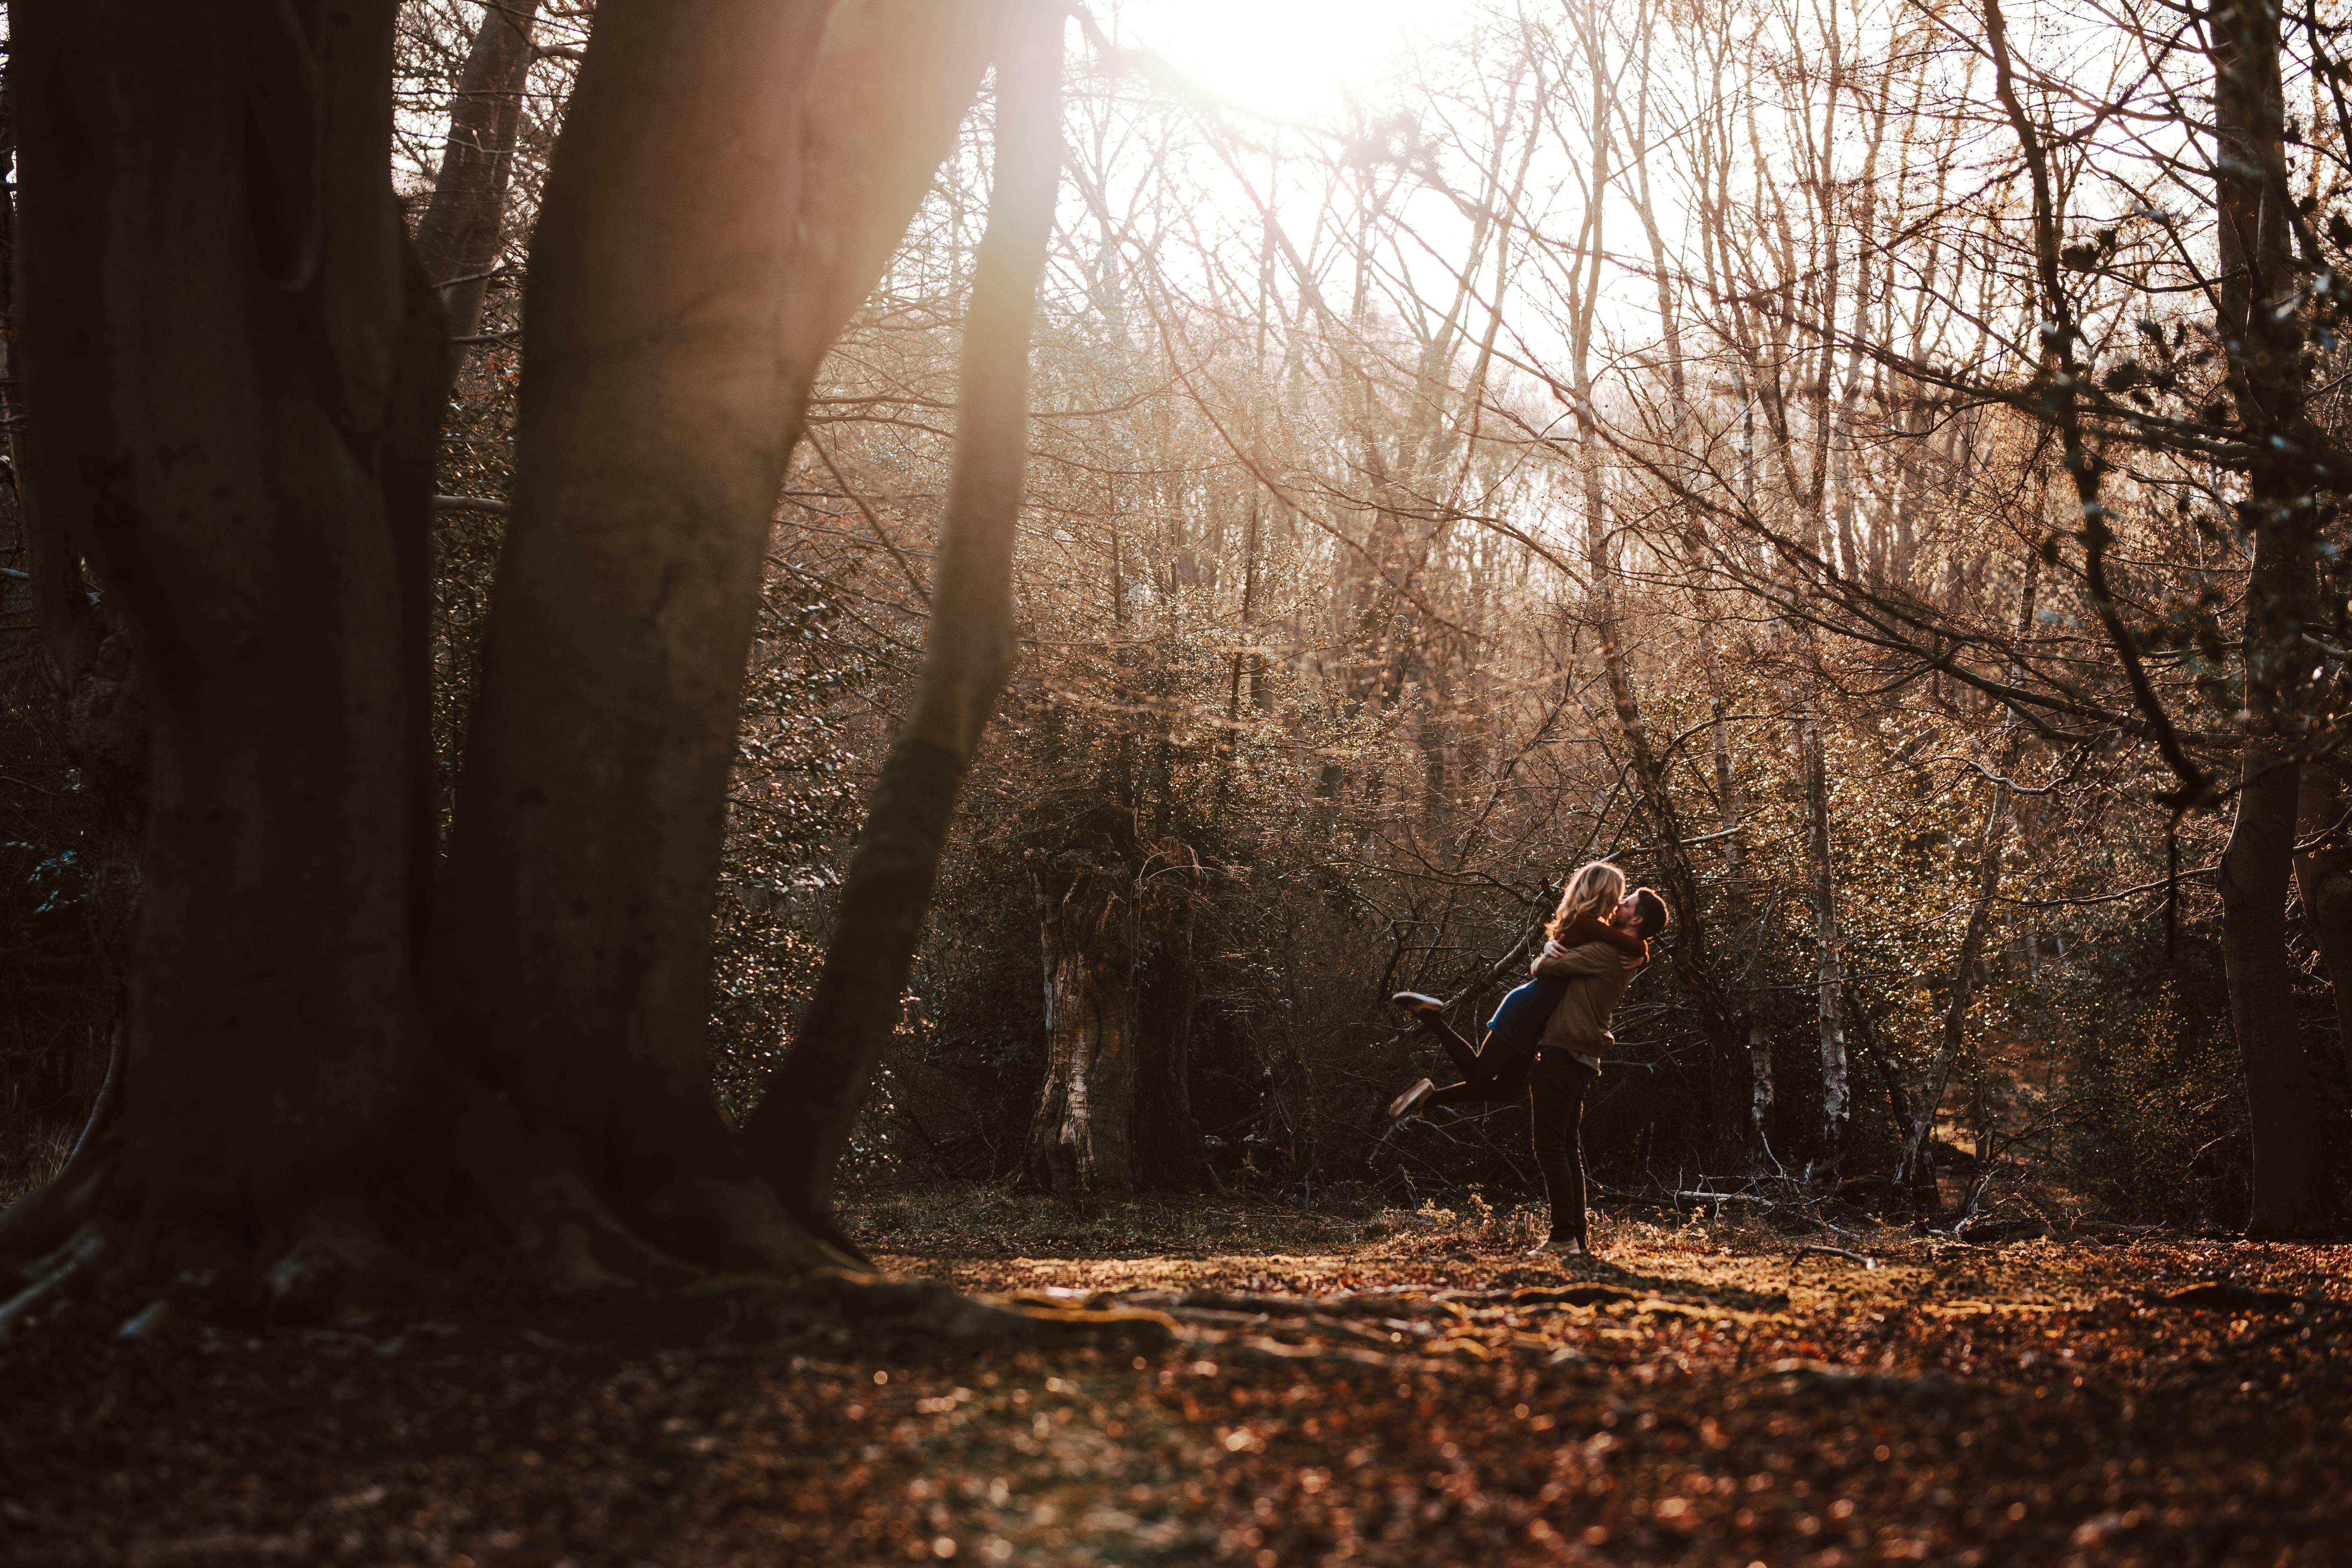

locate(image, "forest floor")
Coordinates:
2 1183 2346 1567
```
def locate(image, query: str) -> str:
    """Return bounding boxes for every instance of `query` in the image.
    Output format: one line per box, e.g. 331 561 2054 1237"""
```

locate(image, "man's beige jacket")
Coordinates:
1530 939 1644 1058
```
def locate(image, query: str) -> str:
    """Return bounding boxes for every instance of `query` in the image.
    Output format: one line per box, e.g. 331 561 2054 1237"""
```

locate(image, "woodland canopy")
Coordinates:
2 0 2350 1341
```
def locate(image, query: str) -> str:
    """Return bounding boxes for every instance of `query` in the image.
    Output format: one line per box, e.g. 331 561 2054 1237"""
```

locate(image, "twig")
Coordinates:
1796 1244 1878 1270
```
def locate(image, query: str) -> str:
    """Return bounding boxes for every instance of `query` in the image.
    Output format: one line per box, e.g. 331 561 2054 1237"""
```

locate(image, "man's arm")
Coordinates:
1533 939 1640 979
1556 914 1648 957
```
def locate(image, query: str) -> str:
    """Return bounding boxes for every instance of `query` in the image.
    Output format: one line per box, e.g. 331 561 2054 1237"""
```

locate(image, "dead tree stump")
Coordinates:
1022 809 1207 1197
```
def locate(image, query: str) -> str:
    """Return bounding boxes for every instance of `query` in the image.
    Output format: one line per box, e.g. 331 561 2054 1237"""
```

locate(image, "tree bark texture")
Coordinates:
433 0 1001 1247
1019 816 1207 1197
7 0 447 1275
0 80 144 1076
412 0 542 341
2211 0 2334 1236
4 0 1032 1321
2221 748 2332 1235
1023 814 1142 1197
743 0 1063 1221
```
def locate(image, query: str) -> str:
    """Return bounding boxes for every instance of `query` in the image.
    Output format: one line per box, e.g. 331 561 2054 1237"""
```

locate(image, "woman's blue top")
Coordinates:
1482 977 1567 1061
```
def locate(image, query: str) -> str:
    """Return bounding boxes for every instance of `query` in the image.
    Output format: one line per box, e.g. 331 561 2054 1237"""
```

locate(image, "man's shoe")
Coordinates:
1390 991 1445 1016
1525 1237 1590 1258
1387 1077 1436 1119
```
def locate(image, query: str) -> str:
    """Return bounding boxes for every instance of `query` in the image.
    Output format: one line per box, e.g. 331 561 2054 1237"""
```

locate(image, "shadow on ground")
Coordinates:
2 1186 2345 1565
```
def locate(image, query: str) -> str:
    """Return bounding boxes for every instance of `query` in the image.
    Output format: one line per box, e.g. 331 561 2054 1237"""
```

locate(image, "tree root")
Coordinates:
1 1065 1161 1350
634 1270 1183 1351
0 1221 113 1343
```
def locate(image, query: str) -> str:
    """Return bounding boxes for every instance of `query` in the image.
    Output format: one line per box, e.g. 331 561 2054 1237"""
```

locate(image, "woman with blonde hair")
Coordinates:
1386 860 1668 1258
1546 861 1629 943
1387 862 1642 1113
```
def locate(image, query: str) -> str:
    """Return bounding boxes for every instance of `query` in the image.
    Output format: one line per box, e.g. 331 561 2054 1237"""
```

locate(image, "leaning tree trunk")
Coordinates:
1132 839 1211 1191
742 0 1063 1231
1895 555 2037 1214
1023 823 1142 1197
432 0 1008 1271
1895 763 2016 1210
411 0 542 342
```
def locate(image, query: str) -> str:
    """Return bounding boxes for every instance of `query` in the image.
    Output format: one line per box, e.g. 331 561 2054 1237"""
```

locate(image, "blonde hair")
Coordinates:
1546 861 1626 941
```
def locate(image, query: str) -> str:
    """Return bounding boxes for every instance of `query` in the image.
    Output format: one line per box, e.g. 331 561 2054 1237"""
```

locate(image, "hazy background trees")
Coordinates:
4 0 2346 1239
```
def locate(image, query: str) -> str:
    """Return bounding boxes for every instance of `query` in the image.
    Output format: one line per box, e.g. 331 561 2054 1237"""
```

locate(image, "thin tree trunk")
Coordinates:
2293 763 2352 1079
1697 621 1771 1156
745 0 1063 1223
412 0 542 341
1797 679 1851 1171
1895 557 2037 1208
1567 2 1745 1167
1895 773 2015 1205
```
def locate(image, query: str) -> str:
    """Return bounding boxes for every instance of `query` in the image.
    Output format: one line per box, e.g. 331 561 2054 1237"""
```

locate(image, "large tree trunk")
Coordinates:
4 0 447 1294
411 0 542 341
432 0 1002 1265
0 74 144 1117
2222 748 2330 1235
2211 0 2334 1237
4 0 1054 1329
742 0 1061 1228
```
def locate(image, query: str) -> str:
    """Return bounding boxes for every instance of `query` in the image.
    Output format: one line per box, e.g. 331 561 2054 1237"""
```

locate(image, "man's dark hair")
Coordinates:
1631 887 1669 939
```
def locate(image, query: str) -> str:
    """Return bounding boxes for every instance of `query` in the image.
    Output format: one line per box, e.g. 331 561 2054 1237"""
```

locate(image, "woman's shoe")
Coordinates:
1387 1077 1435 1119
1390 991 1445 1016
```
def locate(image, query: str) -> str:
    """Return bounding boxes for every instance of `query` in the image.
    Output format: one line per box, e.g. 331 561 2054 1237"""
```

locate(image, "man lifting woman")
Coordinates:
1385 861 1668 1258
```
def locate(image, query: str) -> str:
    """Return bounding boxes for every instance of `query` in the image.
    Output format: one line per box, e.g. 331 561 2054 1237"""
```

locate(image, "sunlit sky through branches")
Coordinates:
1107 0 1448 124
